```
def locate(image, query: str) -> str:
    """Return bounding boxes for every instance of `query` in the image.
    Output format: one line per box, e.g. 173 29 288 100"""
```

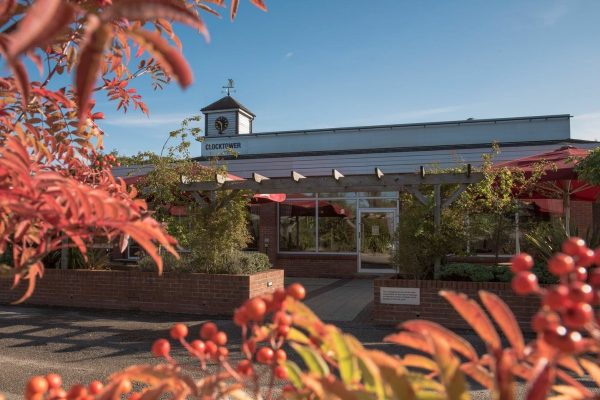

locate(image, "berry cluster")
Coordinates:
511 237 600 354
91 153 120 170
24 374 106 400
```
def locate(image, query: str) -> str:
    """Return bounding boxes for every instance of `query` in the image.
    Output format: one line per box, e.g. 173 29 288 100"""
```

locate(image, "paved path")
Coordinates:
285 277 373 322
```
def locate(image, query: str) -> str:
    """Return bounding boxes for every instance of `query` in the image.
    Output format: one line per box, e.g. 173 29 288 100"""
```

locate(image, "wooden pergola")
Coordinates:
180 167 483 277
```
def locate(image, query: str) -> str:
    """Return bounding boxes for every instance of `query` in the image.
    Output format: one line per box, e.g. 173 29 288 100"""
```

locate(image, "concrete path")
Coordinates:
285 277 374 323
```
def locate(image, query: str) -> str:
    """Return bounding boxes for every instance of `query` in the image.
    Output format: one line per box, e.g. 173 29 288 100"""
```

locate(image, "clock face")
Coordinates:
215 116 229 134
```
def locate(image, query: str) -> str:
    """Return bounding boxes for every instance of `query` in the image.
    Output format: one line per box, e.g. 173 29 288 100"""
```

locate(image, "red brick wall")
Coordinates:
0 269 284 317
571 201 594 234
373 279 541 332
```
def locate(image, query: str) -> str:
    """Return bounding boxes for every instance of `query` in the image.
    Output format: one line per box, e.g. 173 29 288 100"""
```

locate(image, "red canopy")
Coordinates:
495 146 600 234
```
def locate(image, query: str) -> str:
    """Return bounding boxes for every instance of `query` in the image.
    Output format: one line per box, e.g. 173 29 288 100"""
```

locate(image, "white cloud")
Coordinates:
284 51 294 60
101 113 189 127
571 112 600 142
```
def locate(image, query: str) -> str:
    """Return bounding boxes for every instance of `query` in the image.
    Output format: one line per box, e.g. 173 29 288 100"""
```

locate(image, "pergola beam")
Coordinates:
180 172 483 194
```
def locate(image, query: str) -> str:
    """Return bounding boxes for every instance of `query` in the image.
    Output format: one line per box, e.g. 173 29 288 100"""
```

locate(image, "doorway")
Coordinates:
358 208 397 273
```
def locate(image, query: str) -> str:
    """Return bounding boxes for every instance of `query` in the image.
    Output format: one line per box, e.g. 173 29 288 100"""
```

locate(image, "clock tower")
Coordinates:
201 95 255 137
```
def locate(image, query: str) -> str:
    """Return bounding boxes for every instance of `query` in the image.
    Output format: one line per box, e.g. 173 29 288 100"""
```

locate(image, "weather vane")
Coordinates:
222 79 235 96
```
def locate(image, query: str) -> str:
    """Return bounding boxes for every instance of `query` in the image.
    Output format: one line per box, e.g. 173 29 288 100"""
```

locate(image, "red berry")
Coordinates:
548 253 575 276
66 384 87 400
275 349 287 364
578 248 595 267
246 298 267 321
237 360 253 376
205 340 218 357
27 376 49 395
200 322 218 340
512 271 539 295
218 346 229 358
233 307 248 326
543 285 571 311
511 253 534 273
569 282 593 303
531 311 560 333
170 323 188 340
274 365 288 379
191 340 205 354
277 324 291 338
562 237 586 256
274 311 293 327
574 266 588 282
212 331 228 346
273 288 287 303
287 283 306 300
151 339 171 358
562 303 593 329
256 347 274 364
88 380 103 395
556 330 584 353
46 374 62 389
590 269 600 287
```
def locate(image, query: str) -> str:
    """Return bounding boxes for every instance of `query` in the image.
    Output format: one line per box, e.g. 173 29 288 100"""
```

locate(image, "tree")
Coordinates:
0 0 267 301
575 147 600 185
458 145 546 263
115 117 253 272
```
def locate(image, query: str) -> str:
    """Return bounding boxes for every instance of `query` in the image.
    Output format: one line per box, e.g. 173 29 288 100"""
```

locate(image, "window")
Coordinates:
278 200 317 251
246 205 260 251
318 199 356 252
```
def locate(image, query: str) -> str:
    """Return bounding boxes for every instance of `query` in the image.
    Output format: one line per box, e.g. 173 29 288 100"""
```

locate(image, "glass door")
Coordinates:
358 209 396 272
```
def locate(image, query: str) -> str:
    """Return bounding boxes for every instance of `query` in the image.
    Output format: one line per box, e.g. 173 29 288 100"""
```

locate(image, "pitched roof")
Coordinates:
200 96 255 117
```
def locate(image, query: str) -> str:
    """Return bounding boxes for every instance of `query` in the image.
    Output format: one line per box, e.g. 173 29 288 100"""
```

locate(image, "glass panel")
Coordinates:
246 205 260 251
360 211 395 269
318 200 357 252
279 200 317 251
285 193 314 199
358 198 398 208
358 191 398 198
318 192 357 199
127 239 143 259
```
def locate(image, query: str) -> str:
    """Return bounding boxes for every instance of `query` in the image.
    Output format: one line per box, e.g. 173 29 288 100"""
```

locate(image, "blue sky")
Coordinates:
97 0 600 155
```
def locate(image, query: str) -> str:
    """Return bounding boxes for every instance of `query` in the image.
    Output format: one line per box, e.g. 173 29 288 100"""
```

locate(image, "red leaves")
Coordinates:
3 0 75 58
76 15 111 123
479 291 525 354
440 290 501 351
104 0 210 41
128 29 193 88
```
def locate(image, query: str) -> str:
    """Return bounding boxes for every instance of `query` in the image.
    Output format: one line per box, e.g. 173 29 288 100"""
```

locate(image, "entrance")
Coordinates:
358 208 397 272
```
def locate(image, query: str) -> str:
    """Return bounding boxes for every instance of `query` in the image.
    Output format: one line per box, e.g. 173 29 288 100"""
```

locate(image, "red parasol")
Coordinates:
496 146 600 234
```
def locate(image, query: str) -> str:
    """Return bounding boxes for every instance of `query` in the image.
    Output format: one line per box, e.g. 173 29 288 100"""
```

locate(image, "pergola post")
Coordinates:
433 184 441 279
563 180 571 236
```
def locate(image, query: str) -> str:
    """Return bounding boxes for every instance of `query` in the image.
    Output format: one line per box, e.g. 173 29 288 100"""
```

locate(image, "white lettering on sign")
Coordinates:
380 287 420 305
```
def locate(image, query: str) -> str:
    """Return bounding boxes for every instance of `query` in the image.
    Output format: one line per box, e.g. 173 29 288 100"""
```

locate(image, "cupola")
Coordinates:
201 95 255 137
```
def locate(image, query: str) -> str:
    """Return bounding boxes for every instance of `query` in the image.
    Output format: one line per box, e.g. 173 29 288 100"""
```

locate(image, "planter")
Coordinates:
0 269 284 317
373 278 541 332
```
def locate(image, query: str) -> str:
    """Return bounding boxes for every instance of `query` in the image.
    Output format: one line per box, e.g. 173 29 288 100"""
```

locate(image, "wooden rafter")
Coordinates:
180 171 483 194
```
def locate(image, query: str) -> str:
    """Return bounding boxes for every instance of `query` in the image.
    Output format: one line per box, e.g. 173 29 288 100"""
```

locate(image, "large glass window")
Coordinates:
279 200 317 251
246 205 260 251
318 200 356 252
278 192 399 253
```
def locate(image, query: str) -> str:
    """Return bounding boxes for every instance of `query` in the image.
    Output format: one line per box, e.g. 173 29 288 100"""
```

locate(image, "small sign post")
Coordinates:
380 287 420 305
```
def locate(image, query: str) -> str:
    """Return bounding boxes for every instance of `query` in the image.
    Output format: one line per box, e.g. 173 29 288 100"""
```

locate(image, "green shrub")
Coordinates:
440 263 496 282
137 250 271 275
439 262 557 284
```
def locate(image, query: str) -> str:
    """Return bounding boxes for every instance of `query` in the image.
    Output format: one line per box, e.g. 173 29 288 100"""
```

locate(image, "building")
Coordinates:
115 95 599 277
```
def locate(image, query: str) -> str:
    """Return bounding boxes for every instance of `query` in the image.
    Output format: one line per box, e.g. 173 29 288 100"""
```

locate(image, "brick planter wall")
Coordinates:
374 278 541 332
0 269 284 316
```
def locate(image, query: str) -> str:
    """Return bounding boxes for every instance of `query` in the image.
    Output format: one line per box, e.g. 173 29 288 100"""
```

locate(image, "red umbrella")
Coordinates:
496 146 600 235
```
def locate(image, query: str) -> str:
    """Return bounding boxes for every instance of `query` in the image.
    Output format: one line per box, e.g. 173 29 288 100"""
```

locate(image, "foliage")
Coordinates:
525 218 600 263
138 250 271 274
574 146 600 185
0 0 267 301
440 262 558 285
458 144 547 262
392 190 469 279
21 238 600 400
